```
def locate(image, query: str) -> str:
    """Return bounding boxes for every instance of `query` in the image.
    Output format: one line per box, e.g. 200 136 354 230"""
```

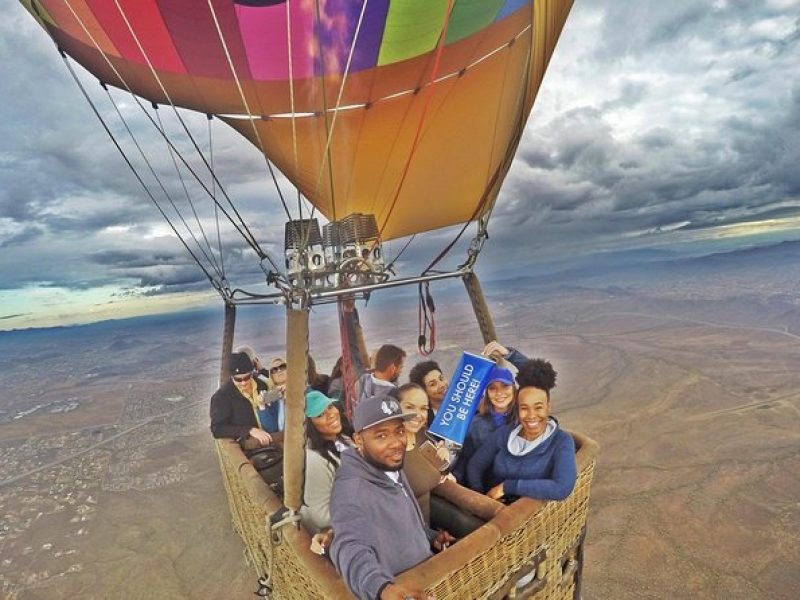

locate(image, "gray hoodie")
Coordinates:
330 449 432 600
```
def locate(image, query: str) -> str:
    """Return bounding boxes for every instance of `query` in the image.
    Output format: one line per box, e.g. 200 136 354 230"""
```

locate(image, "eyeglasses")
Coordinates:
232 373 252 384
270 363 287 374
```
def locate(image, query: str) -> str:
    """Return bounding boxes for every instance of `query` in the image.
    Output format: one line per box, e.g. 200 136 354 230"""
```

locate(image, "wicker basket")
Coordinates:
215 431 598 599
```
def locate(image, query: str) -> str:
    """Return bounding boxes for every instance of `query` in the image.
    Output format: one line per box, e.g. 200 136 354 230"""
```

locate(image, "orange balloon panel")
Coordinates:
222 4 566 240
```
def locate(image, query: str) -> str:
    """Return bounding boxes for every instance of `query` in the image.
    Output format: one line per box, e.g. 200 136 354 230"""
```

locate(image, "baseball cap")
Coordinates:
305 390 335 418
487 365 514 386
353 393 414 432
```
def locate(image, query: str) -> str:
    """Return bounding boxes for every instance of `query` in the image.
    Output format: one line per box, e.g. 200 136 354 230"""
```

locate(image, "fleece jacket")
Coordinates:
466 419 577 501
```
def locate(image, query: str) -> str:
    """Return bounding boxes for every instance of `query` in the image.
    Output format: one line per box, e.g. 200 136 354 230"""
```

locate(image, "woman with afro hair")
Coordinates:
465 358 577 501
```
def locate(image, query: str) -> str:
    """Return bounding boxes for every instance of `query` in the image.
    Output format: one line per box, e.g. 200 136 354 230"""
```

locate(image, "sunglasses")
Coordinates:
270 363 287 374
232 373 252 384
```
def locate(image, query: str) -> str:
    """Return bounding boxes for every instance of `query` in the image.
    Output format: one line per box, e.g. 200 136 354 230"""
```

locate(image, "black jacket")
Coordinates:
210 380 258 441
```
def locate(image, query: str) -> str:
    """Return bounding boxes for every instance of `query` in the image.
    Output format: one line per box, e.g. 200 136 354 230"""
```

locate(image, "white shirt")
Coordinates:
384 470 401 484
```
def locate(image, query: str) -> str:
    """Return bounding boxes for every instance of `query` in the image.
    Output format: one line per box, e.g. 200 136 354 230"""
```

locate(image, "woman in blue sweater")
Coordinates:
466 358 577 502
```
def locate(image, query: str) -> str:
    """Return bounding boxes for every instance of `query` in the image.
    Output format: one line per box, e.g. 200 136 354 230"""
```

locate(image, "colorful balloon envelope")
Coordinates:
22 0 573 240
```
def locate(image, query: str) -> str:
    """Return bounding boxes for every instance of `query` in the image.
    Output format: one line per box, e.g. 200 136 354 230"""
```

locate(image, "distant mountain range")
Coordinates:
674 239 799 269
485 239 799 289
2 240 796 337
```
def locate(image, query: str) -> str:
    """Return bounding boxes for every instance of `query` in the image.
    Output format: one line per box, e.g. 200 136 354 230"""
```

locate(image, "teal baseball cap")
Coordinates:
305 390 335 418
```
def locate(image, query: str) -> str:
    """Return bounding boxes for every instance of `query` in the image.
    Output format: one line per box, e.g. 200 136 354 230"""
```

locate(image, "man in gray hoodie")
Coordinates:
330 394 454 600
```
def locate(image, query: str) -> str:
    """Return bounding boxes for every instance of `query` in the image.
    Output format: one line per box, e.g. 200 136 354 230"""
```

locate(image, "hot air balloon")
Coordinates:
20 1 598 598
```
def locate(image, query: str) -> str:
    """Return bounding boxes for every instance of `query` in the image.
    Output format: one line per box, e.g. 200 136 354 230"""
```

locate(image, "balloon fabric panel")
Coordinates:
377 0 448 67
157 0 253 80
315 0 389 76
83 0 185 73
234 1 316 81
445 0 505 45
498 0 530 21
37 0 119 56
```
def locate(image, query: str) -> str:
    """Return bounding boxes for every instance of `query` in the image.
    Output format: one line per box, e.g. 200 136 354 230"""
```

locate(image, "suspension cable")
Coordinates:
311 0 338 222
109 0 269 258
417 282 436 356
295 0 371 259
285 0 304 222
205 0 293 222
61 0 277 272
208 115 226 280
59 52 222 295
101 84 225 281
414 16 538 352
424 18 537 276
384 233 416 274
153 105 224 277
374 0 455 244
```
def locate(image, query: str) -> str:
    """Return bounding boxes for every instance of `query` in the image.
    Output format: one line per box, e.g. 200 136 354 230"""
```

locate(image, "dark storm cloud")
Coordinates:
483 0 800 263
90 250 184 268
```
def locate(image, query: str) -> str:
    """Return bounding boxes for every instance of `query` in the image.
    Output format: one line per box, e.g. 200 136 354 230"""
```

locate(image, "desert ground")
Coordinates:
1 264 799 599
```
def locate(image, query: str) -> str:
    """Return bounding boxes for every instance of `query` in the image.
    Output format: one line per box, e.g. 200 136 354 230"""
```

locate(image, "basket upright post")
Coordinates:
283 306 310 513
463 271 497 344
219 302 237 386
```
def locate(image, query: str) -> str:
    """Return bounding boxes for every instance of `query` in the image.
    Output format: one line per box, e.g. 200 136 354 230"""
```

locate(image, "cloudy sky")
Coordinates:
1 0 799 330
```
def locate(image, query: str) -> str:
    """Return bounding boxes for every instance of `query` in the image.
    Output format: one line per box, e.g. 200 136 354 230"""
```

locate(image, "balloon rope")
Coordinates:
61 0 275 271
309 0 337 225
424 20 538 276
363 24 531 221
59 54 222 295
418 18 529 277
154 107 224 278
384 233 416 273
208 117 226 279
105 0 271 262
310 0 371 209
204 0 294 222
295 0 370 259
417 282 436 356
285 0 304 222
102 86 224 281
374 0 456 245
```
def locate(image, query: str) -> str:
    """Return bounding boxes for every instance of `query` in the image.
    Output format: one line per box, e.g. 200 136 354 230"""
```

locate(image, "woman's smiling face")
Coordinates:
517 387 550 441
399 387 429 435
487 381 515 414
311 404 341 440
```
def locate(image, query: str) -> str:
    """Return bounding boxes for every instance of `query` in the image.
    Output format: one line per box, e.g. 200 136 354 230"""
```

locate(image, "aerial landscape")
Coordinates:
2 245 800 598
2 0 799 598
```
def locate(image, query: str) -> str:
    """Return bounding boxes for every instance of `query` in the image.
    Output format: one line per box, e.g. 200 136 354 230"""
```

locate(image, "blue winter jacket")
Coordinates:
257 400 283 433
452 410 514 484
466 420 577 501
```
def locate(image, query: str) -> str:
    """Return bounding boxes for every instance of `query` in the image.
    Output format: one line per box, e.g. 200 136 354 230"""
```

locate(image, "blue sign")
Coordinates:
428 352 496 446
